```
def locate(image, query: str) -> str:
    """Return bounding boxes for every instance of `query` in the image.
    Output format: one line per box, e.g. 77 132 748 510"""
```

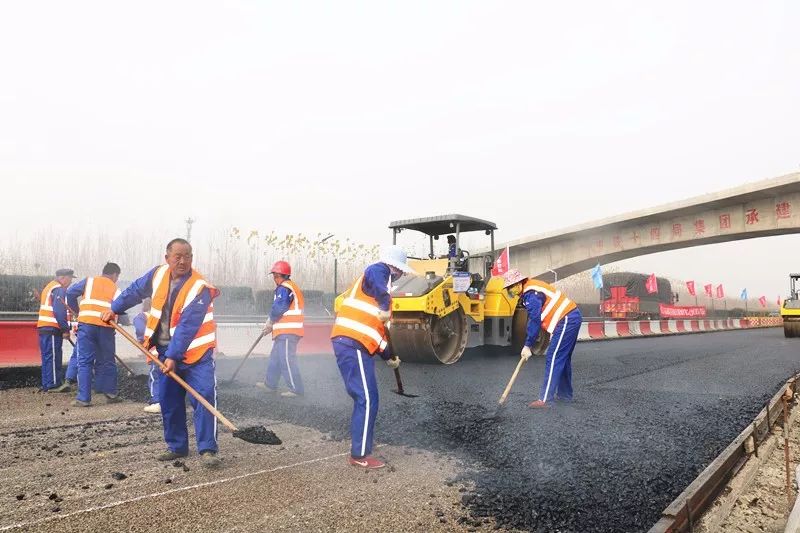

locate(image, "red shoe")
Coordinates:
348 455 385 469
528 400 548 409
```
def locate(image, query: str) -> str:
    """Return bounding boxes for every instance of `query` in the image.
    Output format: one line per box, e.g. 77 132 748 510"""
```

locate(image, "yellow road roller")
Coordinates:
336 214 529 364
781 274 800 337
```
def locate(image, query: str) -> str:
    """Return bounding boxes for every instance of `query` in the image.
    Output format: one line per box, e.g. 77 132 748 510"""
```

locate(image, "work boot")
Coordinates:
104 394 123 404
528 400 548 409
157 450 188 461
255 382 278 393
143 403 161 414
51 382 73 393
200 451 221 468
71 399 91 407
280 390 298 398
348 455 385 469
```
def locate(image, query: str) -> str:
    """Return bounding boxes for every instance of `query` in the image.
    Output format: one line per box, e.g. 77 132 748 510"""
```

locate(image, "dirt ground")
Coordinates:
0 385 500 532
697 397 800 533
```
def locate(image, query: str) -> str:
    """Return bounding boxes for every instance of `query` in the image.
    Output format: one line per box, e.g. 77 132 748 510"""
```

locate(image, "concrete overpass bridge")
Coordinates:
500 172 800 283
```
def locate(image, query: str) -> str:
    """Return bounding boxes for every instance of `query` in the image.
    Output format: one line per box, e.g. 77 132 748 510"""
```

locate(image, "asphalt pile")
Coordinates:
117 373 150 403
210 332 791 532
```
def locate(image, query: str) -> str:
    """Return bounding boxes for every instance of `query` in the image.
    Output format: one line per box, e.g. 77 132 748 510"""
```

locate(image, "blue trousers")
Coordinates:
539 309 582 403
333 340 378 458
265 334 304 394
65 339 78 382
158 347 218 455
38 331 63 390
76 324 118 402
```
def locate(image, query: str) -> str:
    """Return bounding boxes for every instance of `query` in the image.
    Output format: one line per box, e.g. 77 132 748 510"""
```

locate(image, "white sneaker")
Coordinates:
144 403 161 414
280 391 298 398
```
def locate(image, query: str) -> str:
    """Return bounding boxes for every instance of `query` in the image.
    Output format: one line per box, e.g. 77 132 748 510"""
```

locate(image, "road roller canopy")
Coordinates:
388 214 497 236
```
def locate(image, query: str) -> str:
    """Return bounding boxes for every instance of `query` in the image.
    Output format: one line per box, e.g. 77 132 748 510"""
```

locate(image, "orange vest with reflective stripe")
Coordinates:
523 279 577 334
272 280 304 339
142 265 219 364
37 281 62 329
77 277 120 327
330 275 389 355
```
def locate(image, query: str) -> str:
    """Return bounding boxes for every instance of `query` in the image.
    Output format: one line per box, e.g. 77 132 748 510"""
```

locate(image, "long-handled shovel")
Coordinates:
111 322 282 445
66 337 137 377
484 356 527 420
226 331 266 384
392 367 419 398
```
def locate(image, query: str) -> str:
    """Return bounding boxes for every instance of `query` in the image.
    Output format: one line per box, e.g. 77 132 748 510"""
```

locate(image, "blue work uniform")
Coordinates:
523 290 582 402
332 262 394 459
67 279 118 403
134 311 159 404
112 268 217 455
37 286 69 390
264 284 304 395
64 324 79 383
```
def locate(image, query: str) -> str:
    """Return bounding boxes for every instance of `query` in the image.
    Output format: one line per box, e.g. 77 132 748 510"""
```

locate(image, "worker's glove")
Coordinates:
520 345 533 361
377 310 391 323
262 320 273 335
385 356 401 369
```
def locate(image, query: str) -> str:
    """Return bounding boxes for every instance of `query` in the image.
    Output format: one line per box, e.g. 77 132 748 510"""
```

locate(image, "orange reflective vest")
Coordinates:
272 280 304 338
142 265 219 364
523 279 577 334
330 275 389 355
77 277 121 327
37 281 62 329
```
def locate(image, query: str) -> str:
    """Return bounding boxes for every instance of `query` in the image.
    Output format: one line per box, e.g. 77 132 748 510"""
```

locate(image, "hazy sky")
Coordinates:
1 1 798 298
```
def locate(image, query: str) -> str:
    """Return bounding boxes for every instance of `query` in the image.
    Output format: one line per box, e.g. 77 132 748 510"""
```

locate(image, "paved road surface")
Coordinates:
1 328 796 532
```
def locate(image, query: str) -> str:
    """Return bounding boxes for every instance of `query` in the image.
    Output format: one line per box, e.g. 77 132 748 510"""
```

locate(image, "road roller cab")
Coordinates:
781 274 800 337
334 214 522 364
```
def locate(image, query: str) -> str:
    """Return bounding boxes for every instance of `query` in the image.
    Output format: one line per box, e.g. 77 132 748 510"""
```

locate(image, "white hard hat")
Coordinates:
502 269 527 288
379 245 414 273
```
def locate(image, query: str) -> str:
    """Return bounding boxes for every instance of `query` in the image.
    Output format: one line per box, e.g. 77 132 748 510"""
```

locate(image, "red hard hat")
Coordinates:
270 260 291 276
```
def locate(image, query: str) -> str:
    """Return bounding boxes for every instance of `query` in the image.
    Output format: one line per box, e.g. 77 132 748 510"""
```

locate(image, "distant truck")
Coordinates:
601 272 705 320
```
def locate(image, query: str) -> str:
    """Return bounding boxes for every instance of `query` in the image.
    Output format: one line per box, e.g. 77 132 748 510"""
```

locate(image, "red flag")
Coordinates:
645 273 658 294
715 284 724 298
704 284 713 297
686 281 696 296
759 296 767 308
491 246 510 276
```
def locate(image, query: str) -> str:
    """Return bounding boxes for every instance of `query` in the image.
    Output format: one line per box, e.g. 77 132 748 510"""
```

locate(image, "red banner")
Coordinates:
491 246 509 276
659 304 707 318
686 281 696 297
704 284 713 297
759 296 767 308
716 284 724 298
645 273 658 294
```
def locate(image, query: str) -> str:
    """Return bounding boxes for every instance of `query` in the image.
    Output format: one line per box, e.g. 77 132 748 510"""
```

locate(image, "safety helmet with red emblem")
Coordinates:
270 261 291 276
502 269 527 289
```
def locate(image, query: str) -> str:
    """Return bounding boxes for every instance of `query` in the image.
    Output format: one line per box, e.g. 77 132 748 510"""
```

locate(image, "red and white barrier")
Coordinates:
577 316 781 341
0 316 785 367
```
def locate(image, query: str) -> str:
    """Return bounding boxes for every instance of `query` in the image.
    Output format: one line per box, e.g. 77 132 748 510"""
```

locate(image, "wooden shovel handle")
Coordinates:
229 331 265 382
498 357 527 405
111 322 238 432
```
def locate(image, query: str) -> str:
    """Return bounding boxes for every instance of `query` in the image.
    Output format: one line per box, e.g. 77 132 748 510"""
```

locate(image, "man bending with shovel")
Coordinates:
103 238 222 467
502 269 582 408
330 245 408 469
